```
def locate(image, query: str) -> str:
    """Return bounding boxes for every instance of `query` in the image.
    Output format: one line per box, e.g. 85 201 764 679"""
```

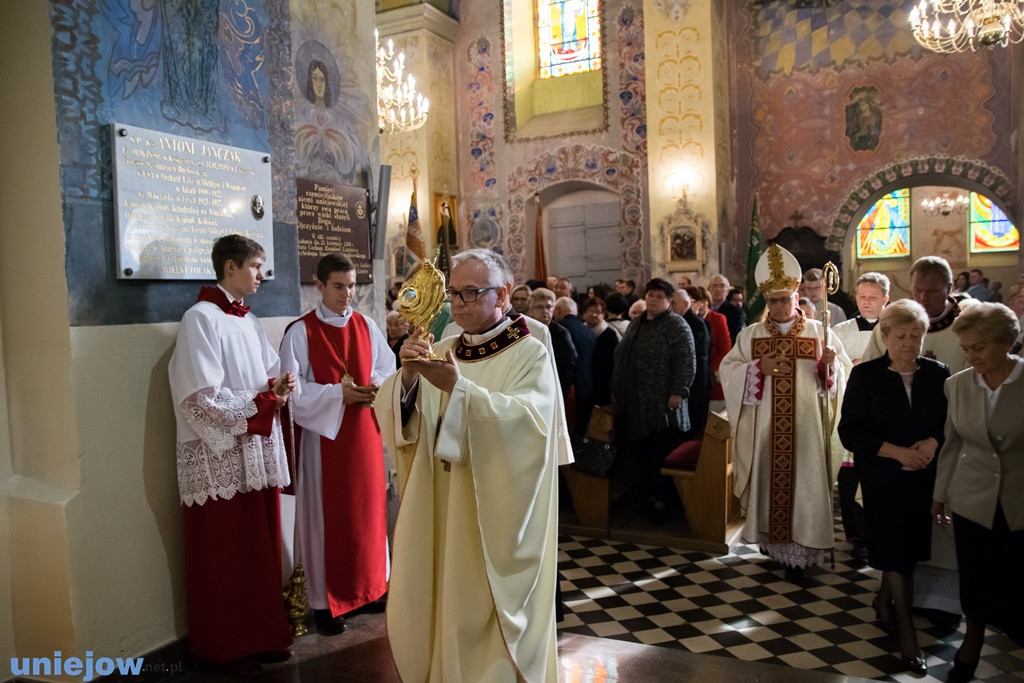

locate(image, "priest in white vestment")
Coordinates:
861 256 978 618
279 254 395 634
721 245 851 583
375 249 559 682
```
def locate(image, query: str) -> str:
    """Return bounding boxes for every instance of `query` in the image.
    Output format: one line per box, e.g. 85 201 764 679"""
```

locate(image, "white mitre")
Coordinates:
755 244 802 296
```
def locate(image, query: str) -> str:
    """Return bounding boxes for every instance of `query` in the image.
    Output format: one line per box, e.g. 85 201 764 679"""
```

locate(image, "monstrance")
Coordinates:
398 259 448 361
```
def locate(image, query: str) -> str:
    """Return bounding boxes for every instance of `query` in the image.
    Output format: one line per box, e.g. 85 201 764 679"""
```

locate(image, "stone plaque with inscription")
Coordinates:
297 178 372 284
112 123 275 280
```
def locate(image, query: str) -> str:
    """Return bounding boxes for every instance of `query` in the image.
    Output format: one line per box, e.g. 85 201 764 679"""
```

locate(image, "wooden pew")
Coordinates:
560 465 610 536
660 411 742 552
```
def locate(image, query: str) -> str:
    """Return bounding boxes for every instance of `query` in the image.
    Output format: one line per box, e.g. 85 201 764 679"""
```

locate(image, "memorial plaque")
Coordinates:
111 123 275 280
297 178 372 284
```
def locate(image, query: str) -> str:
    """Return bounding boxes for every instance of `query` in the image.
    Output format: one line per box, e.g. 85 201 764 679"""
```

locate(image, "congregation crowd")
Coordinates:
168 233 1023 681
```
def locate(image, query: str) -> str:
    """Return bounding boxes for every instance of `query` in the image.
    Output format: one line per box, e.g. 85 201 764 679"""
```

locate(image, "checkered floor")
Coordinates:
557 529 1024 681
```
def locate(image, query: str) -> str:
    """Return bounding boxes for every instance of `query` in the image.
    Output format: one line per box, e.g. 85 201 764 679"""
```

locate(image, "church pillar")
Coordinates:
377 5 460 277
0 0 81 658
642 0 733 279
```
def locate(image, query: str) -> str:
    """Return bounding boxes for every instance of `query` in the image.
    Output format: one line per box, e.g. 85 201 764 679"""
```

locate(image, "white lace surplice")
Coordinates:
169 302 290 506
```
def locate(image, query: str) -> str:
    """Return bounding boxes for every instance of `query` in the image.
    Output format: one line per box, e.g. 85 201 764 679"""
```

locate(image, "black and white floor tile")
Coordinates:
557 530 1024 682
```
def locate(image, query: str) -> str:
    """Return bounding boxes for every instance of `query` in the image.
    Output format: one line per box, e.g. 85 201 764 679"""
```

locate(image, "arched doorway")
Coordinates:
538 183 622 287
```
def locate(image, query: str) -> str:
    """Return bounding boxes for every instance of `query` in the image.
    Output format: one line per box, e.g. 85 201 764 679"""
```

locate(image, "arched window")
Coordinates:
537 0 602 79
855 188 911 259
501 0 607 140
854 187 1019 262
969 192 1020 253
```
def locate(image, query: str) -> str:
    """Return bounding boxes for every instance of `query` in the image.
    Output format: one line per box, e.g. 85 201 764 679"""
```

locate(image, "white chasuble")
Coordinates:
375 318 559 682
720 316 851 565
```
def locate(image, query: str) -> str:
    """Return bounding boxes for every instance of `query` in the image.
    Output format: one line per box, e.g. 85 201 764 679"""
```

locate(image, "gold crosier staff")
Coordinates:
282 408 310 636
819 261 840 569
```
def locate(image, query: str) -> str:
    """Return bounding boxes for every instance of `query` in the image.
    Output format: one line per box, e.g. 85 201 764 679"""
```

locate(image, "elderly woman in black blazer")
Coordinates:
933 302 1024 682
839 299 949 676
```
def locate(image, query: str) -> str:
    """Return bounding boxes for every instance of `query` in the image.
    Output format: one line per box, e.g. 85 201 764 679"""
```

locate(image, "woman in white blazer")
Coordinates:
933 302 1024 682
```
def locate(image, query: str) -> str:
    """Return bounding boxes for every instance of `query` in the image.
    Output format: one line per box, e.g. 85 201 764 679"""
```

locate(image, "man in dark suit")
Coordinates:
554 296 596 435
708 273 745 343
527 288 577 403
672 288 710 435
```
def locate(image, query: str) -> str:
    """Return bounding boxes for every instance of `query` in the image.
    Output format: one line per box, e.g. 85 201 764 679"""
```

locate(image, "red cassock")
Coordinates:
183 487 291 662
175 287 291 663
296 310 388 616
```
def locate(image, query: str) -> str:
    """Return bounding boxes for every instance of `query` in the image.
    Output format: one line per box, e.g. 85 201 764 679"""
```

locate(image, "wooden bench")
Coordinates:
560 464 611 536
660 411 742 552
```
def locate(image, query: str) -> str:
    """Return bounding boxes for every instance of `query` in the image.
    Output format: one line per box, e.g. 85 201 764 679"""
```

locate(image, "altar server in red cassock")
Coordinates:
279 253 395 634
168 234 294 668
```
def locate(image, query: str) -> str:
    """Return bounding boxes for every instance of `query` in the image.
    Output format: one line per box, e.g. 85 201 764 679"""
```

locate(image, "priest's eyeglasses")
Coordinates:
445 286 499 303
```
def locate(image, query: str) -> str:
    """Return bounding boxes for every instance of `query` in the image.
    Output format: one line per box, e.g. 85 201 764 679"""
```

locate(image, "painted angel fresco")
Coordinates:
104 0 267 133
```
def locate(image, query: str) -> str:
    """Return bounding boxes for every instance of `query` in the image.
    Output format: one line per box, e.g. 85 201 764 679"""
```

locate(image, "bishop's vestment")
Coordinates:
375 316 559 682
721 314 851 567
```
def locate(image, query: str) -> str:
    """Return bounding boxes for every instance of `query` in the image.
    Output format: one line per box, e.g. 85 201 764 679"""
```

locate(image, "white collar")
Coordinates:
930 299 955 323
972 355 1024 389
316 302 353 327
463 316 511 345
217 284 240 304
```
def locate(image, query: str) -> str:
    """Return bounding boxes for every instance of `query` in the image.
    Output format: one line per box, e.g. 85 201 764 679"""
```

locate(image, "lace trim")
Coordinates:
177 428 289 506
757 534 825 569
742 362 763 405
176 386 289 506
182 386 258 454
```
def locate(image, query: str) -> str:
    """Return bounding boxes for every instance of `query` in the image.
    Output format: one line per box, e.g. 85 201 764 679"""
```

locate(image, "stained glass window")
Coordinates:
537 0 602 79
969 192 1019 253
856 189 911 259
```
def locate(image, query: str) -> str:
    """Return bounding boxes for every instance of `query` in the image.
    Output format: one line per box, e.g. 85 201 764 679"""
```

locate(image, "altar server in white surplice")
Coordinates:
721 245 851 583
168 234 294 667
279 253 395 636
375 249 559 682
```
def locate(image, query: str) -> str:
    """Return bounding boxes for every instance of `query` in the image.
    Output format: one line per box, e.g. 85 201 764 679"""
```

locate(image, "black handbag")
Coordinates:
570 435 618 478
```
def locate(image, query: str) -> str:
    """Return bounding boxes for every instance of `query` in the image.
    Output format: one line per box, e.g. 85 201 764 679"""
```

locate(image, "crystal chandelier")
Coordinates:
921 190 969 216
909 0 1024 53
375 30 429 134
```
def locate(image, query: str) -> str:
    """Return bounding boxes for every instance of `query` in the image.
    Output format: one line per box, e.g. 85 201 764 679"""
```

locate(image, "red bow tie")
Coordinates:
196 286 251 318
227 300 251 318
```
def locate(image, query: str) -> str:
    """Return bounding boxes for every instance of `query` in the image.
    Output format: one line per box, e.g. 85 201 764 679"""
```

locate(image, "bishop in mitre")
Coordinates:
374 249 559 682
721 244 852 581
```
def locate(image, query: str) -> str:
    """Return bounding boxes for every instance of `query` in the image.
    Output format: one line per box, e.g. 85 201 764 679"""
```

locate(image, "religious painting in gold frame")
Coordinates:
659 196 707 271
433 193 459 252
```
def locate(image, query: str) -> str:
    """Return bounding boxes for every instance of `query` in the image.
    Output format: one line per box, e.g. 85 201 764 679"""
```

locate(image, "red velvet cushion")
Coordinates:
663 436 703 470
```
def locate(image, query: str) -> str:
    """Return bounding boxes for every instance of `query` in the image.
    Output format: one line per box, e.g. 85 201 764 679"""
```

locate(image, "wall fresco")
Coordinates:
750 0 922 79
50 0 300 324
291 2 376 187
729 0 1015 255
654 26 705 184
467 36 497 192
617 4 646 156
749 52 998 238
